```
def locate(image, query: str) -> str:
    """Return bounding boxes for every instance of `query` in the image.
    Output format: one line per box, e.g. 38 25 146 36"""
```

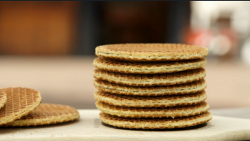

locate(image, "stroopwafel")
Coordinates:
0 87 42 126
95 44 208 61
93 57 207 74
94 68 206 86
4 103 80 127
94 90 207 107
0 90 7 110
94 79 206 96
99 112 212 129
96 101 209 118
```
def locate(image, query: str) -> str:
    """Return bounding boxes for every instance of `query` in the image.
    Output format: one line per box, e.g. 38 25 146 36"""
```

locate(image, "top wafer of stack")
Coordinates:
93 43 212 129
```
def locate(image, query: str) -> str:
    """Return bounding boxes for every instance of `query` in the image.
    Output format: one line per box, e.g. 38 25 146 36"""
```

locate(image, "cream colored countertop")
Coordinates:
0 109 250 141
0 56 249 109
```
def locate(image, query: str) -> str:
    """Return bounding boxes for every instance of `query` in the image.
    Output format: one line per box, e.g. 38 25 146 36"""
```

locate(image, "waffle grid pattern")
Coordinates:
100 112 212 129
94 79 207 96
0 87 42 126
94 90 207 107
93 43 211 129
94 68 206 86
96 101 209 118
93 57 207 74
96 44 208 61
4 104 80 127
0 90 7 111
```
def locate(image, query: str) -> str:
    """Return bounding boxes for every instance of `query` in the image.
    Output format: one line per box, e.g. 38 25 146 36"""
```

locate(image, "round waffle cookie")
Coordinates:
0 90 7 110
95 44 208 61
93 57 207 74
94 68 206 86
100 111 212 129
96 101 209 118
94 91 207 107
94 79 206 96
4 103 80 127
0 87 42 126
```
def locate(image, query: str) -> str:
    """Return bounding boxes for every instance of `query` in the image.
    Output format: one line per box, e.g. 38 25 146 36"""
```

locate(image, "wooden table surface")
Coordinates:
0 56 249 110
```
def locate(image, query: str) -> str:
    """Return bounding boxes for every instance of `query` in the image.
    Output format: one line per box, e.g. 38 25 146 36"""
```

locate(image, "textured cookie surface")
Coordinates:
94 90 207 107
100 111 212 129
94 79 206 96
96 101 209 118
94 68 206 86
4 103 80 127
95 44 208 61
93 57 207 74
0 90 7 110
0 87 42 126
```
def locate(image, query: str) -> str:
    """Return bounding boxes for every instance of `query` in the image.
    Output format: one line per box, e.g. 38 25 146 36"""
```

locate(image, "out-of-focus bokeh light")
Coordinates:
189 1 246 59
0 1 79 55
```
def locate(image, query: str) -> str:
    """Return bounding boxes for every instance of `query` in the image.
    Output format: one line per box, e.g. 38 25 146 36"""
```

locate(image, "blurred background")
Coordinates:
0 1 250 109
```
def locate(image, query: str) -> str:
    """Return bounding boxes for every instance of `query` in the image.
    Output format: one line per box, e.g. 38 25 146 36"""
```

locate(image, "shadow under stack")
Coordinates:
93 44 212 129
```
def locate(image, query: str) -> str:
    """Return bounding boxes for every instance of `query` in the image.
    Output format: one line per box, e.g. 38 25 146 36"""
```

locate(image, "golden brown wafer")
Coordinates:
93 57 207 74
0 87 42 126
94 68 206 86
96 101 209 118
100 111 212 129
0 90 7 110
4 103 80 127
94 79 206 96
94 90 207 107
95 44 208 61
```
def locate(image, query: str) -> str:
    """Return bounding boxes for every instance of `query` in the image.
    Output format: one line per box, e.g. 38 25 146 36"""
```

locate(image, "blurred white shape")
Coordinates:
191 1 248 31
191 2 215 30
209 35 231 56
241 38 250 64
231 2 250 38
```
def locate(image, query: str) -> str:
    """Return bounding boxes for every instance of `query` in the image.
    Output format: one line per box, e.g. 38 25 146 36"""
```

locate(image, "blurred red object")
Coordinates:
186 21 238 58
187 15 239 58
186 29 213 48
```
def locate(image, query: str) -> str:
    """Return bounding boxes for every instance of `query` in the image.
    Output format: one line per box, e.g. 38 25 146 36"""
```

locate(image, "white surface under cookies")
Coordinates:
0 110 250 141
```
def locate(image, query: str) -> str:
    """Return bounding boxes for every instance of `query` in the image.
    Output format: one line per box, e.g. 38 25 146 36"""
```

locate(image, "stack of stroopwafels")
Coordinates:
0 87 80 127
93 43 212 129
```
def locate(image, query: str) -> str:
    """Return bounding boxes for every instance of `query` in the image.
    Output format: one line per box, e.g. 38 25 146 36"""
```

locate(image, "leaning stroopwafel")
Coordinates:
0 90 7 110
4 103 80 127
0 87 42 126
